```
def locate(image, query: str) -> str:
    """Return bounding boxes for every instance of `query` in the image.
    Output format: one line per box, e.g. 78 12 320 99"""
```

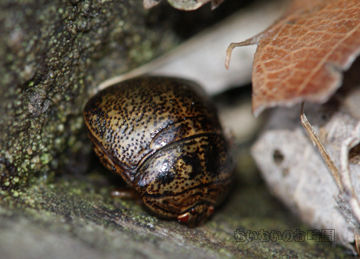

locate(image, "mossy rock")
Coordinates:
0 1 352 257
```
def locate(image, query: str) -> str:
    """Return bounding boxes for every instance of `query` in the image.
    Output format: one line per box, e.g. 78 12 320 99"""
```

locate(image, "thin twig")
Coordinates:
299 102 343 192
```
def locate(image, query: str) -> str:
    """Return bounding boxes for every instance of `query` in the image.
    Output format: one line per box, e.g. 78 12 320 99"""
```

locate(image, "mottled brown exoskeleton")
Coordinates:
83 76 234 226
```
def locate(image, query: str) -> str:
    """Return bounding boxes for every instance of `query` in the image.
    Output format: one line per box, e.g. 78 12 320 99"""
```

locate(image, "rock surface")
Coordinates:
0 0 353 257
0 155 350 258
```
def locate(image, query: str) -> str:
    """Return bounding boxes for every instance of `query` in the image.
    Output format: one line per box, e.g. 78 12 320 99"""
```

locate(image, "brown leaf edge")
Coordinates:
226 0 360 117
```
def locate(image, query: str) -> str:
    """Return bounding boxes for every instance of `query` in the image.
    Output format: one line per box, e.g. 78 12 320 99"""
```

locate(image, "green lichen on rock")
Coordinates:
0 161 351 258
0 0 179 191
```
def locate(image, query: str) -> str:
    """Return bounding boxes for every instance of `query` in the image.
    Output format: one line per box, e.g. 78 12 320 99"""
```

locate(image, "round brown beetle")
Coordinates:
83 76 234 226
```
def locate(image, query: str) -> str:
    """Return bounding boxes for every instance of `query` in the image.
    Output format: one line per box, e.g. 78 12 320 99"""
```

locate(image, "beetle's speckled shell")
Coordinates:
84 76 234 226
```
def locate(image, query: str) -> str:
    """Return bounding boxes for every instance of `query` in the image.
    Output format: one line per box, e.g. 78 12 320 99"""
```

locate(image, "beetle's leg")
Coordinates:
111 188 140 200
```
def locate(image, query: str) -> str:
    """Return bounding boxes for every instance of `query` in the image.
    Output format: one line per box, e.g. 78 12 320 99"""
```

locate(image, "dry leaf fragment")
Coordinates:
252 58 360 252
143 0 223 10
252 89 360 251
227 0 360 116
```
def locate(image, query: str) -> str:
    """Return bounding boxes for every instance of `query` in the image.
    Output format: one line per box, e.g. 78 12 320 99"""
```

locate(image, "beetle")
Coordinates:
83 76 234 226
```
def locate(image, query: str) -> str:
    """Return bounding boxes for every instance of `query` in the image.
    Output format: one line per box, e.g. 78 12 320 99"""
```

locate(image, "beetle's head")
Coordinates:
176 202 215 226
135 134 233 226
141 189 220 227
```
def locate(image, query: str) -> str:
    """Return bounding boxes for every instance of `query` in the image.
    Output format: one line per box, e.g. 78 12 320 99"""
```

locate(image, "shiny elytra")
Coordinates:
83 76 234 226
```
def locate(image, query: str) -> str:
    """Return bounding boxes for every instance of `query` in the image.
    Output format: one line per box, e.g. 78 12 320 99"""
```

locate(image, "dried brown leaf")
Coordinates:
227 0 360 116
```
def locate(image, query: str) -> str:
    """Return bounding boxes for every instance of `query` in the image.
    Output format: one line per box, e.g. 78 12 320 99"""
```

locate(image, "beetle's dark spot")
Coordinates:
204 143 220 176
156 171 175 185
182 154 202 179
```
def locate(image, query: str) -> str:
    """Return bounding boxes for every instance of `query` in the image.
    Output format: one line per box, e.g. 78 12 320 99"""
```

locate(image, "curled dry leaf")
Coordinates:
252 59 360 252
143 0 223 10
226 0 360 116
252 91 360 251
